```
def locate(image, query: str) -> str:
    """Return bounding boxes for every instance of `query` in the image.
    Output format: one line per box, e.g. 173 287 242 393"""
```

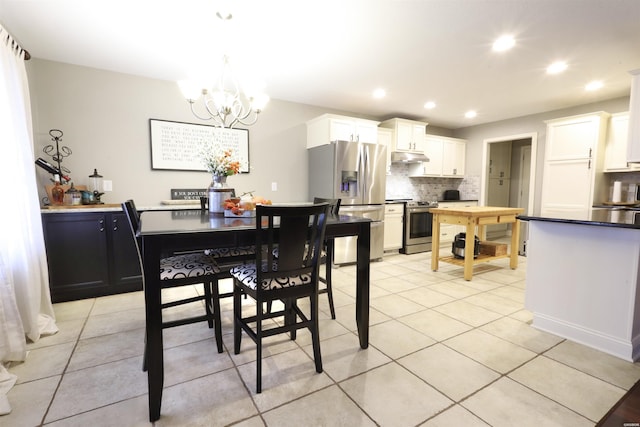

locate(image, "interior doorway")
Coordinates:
480 133 537 255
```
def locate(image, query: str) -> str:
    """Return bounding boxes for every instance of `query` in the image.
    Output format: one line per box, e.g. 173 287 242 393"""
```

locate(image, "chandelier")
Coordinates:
177 13 269 129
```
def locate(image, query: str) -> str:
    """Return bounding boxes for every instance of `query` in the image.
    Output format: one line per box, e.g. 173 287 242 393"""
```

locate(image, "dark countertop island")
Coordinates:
519 208 640 230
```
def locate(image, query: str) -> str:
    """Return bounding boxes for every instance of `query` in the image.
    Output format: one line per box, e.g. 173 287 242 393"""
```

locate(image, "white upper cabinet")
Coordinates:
627 69 640 163
422 136 443 175
545 113 606 161
540 112 610 220
408 135 465 177
442 138 466 177
377 127 393 174
306 114 380 148
379 118 427 152
604 112 640 172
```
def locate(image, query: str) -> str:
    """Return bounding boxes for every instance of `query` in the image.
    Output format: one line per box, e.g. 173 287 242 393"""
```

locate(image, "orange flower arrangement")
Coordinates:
202 146 240 176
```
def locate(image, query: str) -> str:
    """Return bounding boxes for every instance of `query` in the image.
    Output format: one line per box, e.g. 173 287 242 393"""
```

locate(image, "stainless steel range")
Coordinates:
401 200 438 254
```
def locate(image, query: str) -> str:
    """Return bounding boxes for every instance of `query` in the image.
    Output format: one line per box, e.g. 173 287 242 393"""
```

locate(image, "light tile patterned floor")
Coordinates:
5 250 640 426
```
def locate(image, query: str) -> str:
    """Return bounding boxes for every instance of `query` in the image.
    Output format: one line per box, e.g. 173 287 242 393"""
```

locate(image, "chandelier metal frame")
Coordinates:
178 13 268 129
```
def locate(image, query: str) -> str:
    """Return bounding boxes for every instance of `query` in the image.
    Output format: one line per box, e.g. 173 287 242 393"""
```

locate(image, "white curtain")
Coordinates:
0 24 58 415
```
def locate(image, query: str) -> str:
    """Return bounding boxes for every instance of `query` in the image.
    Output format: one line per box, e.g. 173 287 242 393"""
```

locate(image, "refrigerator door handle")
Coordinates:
361 143 368 199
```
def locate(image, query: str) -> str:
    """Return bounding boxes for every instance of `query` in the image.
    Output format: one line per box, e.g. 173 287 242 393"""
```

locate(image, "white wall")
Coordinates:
27 59 376 206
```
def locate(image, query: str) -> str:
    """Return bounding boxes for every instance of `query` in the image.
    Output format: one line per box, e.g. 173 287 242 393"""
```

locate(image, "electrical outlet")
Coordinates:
271 182 277 191
103 180 113 191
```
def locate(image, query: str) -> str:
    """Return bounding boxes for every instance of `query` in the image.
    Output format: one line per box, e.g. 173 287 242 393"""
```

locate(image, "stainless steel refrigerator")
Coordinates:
308 140 387 264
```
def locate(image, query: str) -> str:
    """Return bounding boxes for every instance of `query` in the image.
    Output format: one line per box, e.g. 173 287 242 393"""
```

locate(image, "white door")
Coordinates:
487 178 511 235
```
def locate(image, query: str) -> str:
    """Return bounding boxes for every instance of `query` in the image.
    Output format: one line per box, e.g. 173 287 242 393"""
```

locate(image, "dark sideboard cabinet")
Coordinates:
42 210 142 302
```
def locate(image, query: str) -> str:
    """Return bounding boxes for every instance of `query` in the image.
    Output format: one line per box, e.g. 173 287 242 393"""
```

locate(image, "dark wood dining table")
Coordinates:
138 208 371 422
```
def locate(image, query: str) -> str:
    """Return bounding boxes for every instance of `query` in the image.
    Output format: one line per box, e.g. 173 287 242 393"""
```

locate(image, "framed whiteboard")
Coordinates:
149 119 250 173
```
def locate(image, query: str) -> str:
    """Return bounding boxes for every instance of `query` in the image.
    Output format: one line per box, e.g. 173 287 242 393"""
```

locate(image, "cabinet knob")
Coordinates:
113 218 118 231
98 218 105 232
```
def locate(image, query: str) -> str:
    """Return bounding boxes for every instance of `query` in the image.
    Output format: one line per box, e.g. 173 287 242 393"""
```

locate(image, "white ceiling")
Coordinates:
1 0 639 129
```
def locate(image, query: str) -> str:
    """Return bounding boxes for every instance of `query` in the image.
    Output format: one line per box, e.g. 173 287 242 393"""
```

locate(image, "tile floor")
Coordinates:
5 250 640 426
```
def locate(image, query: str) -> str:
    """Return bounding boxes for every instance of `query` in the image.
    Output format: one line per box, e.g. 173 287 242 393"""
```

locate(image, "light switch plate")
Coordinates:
103 180 113 191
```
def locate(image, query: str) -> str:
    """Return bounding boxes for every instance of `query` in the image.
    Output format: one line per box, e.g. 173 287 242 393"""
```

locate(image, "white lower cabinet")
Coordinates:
435 201 478 247
384 203 404 251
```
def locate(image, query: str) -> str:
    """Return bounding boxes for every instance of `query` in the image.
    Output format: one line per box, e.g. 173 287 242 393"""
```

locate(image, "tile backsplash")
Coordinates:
385 163 479 201
606 171 640 202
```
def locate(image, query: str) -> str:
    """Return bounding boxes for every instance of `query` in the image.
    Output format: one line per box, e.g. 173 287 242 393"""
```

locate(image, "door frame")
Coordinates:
480 132 537 215
516 145 532 212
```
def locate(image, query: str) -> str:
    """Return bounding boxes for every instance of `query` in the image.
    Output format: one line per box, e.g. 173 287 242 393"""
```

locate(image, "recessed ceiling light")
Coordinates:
372 88 386 99
492 35 515 52
424 101 436 109
546 61 568 74
465 110 477 119
585 80 603 91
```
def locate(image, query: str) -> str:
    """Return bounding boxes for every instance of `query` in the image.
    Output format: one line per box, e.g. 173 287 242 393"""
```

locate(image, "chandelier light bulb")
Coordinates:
251 93 270 112
178 80 203 101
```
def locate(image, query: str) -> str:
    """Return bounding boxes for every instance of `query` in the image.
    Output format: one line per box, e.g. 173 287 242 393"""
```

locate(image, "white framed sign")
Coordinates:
149 119 250 173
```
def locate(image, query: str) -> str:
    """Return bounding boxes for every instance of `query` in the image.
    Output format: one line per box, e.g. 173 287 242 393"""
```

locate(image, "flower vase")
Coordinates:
212 174 227 189
208 175 233 214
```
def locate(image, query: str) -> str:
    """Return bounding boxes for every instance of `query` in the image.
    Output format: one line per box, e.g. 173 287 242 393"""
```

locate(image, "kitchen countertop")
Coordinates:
520 210 640 230
41 203 202 213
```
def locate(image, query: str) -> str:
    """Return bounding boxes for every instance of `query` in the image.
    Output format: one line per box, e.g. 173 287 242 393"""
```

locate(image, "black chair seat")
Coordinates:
160 253 221 280
230 261 313 291
206 245 256 259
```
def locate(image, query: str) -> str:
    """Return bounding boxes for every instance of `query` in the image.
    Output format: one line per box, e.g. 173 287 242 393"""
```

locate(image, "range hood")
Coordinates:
391 151 429 163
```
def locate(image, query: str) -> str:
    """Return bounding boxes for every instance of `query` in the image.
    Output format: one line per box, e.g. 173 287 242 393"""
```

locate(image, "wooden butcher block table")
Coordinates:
430 206 524 280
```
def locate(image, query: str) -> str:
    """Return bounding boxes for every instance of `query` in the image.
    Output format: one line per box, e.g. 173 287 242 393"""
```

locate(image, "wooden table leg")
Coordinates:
510 219 520 269
464 222 475 281
477 224 486 241
431 213 440 271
